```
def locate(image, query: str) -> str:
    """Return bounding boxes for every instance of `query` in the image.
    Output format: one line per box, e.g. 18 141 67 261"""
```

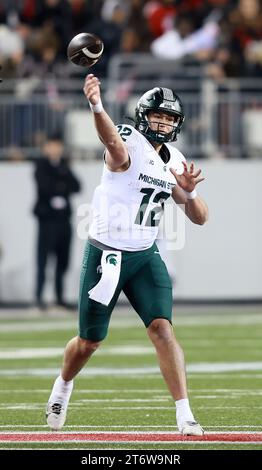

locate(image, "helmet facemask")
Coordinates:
139 111 184 144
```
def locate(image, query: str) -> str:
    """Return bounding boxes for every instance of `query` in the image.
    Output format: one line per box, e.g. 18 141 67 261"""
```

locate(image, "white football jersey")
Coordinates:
89 124 186 251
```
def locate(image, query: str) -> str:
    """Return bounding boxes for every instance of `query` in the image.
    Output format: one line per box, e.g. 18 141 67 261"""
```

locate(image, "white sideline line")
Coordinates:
0 406 173 410
2 346 262 360
0 346 156 359
76 398 169 402
3 404 262 413
0 319 142 332
2 361 262 376
1 313 262 332
0 398 170 408
0 367 160 377
0 321 76 332
3 405 262 411
189 362 262 372
189 374 262 379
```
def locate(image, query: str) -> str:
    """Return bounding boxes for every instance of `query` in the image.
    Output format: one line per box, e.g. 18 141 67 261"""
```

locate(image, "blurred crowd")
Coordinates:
0 0 262 80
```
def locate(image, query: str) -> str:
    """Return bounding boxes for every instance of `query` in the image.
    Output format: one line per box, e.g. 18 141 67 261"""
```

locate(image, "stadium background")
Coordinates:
0 0 261 304
0 0 262 452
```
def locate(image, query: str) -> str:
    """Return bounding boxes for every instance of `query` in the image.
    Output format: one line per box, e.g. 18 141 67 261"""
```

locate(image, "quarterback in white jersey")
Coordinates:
46 75 208 437
89 124 186 251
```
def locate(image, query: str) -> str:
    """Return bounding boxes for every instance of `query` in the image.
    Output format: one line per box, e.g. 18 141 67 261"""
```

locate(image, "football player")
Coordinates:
46 74 208 436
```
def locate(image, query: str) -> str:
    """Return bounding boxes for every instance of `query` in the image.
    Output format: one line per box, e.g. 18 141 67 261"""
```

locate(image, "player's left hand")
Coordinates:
170 161 205 192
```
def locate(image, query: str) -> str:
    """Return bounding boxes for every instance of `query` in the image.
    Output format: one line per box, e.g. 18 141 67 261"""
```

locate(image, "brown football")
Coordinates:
67 33 104 67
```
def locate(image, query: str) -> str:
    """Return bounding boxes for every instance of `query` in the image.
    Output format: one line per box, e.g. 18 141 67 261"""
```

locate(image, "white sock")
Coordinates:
175 398 195 429
49 374 74 404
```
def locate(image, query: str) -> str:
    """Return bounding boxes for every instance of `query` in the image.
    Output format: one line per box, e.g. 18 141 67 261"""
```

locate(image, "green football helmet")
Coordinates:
134 87 185 143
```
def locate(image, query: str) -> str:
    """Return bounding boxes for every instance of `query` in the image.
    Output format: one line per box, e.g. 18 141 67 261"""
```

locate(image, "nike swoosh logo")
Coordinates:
154 251 160 254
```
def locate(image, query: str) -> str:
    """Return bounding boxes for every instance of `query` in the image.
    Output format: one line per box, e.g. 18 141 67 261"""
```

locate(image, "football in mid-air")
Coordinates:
67 33 104 67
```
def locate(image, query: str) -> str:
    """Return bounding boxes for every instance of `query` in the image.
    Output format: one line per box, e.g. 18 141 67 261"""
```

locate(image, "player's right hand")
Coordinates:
170 161 205 193
83 74 101 105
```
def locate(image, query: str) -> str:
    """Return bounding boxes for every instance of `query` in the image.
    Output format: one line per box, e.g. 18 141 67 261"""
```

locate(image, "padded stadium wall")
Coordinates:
0 160 261 303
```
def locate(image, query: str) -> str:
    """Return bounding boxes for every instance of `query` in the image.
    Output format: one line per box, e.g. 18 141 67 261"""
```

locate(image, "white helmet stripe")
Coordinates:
162 88 174 100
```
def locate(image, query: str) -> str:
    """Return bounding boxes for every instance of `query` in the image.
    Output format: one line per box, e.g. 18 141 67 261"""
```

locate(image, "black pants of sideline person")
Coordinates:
36 219 72 306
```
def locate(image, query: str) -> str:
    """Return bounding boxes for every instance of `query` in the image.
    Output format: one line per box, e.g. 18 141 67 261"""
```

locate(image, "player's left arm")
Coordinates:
171 161 209 225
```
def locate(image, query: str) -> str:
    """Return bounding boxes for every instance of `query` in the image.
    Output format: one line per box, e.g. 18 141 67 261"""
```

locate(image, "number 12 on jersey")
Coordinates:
135 188 170 227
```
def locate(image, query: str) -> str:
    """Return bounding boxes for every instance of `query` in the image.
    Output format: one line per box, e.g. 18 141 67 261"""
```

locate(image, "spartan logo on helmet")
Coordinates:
106 254 117 266
134 87 185 144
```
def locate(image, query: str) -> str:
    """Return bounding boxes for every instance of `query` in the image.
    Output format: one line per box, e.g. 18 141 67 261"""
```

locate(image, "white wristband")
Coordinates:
89 98 103 113
183 189 197 200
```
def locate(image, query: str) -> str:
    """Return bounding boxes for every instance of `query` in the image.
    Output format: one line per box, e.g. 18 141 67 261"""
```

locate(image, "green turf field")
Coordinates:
0 305 262 450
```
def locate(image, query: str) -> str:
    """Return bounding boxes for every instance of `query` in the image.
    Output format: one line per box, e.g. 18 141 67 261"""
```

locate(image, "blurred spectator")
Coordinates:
83 1 129 77
33 0 73 57
143 0 177 38
0 24 24 58
33 133 81 309
228 0 262 76
69 0 104 36
101 0 130 22
0 23 25 79
151 11 220 60
120 0 153 53
204 0 262 79
0 0 260 82
0 0 262 165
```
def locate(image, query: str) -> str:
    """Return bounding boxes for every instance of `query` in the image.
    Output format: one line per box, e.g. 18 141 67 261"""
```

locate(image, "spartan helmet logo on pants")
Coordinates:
106 254 117 266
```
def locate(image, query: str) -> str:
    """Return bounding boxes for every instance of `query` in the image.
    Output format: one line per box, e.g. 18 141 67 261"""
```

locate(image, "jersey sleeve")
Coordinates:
115 124 144 170
103 123 143 175
116 124 143 152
